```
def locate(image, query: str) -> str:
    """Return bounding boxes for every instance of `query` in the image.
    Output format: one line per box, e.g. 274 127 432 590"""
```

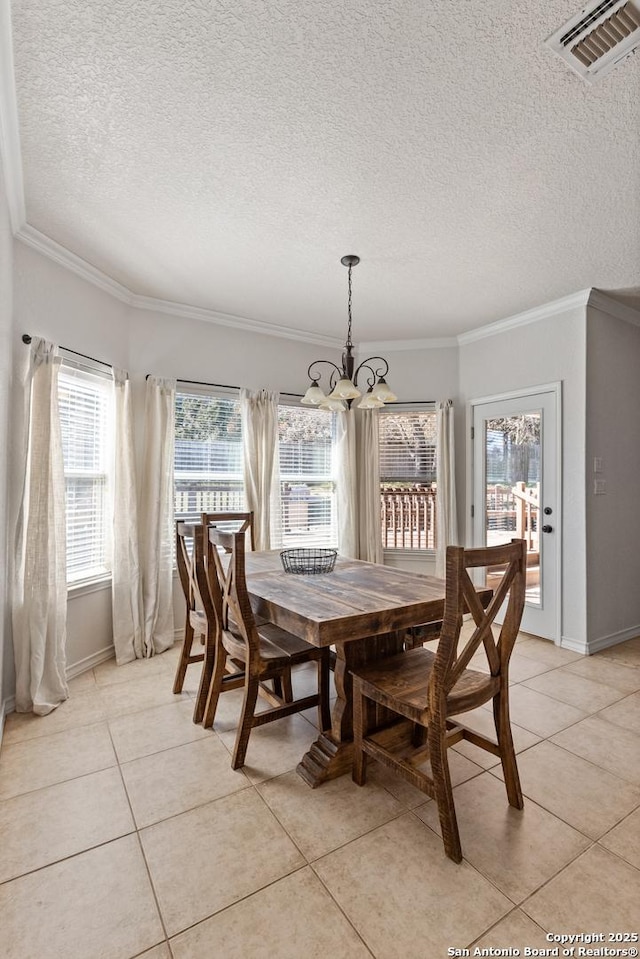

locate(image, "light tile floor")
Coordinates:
1 633 640 958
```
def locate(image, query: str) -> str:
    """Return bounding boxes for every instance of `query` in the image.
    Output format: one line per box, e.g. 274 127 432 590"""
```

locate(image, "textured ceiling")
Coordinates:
9 0 640 341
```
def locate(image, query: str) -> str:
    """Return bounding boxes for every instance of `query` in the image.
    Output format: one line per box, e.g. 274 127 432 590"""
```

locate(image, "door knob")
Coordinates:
542 524 553 533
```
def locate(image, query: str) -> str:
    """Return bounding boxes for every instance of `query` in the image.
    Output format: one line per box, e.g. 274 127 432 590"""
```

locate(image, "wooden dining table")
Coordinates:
244 551 492 788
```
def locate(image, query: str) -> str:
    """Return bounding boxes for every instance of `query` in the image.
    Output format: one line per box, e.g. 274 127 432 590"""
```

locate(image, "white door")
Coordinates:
472 387 560 641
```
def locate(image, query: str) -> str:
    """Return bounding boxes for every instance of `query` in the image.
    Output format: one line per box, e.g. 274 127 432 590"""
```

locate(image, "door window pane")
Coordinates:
484 414 541 605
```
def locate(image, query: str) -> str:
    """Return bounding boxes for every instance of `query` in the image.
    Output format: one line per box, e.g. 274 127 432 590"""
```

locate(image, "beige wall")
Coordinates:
585 307 640 648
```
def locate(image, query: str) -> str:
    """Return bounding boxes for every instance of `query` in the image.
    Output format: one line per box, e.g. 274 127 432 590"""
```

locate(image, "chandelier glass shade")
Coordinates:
301 255 397 412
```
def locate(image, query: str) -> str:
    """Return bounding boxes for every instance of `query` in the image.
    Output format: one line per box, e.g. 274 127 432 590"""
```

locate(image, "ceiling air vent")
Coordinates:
545 0 640 81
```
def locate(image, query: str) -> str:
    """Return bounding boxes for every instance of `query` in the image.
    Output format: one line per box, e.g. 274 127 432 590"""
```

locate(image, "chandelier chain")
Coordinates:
346 264 353 349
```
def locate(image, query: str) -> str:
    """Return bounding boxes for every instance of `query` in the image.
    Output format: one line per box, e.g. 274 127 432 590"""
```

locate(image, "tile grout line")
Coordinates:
465 903 551 949
106 720 173 956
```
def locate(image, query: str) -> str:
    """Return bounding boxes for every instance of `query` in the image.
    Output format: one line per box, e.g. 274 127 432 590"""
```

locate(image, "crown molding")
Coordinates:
14 223 640 349
15 225 344 349
587 288 640 327
456 289 593 345
0 0 25 232
357 336 458 353
17 225 133 302
132 294 344 349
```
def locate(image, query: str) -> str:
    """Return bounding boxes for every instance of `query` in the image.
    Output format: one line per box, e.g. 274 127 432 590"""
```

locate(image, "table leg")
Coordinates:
296 630 405 788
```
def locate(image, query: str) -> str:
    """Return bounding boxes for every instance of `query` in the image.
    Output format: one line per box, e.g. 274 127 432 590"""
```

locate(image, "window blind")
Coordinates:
58 366 112 582
378 408 438 551
174 391 244 521
278 405 337 548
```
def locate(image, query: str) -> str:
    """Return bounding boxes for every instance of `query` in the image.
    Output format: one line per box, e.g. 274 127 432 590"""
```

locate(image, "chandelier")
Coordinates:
301 255 397 411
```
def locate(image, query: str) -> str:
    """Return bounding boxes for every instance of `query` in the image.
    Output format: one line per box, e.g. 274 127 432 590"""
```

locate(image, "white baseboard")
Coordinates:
562 624 640 656
1 693 16 738
560 634 589 655
583 624 640 656
66 644 115 679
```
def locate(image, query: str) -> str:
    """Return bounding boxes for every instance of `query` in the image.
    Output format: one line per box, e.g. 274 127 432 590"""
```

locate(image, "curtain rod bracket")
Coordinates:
22 333 112 369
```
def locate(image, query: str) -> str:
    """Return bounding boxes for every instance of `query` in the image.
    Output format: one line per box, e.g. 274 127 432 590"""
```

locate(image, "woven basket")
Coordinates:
280 548 337 575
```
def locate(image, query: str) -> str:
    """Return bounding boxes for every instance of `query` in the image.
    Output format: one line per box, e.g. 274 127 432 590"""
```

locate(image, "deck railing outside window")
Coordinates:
380 484 437 550
378 407 437 551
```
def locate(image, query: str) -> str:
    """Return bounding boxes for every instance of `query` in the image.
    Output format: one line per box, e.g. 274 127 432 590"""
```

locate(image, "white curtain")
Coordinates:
111 369 143 663
139 376 176 656
335 408 358 558
435 399 458 578
240 388 280 550
356 408 383 564
11 337 69 714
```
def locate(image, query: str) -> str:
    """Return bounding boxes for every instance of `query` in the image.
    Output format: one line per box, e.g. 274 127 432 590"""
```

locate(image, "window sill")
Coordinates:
68 575 112 598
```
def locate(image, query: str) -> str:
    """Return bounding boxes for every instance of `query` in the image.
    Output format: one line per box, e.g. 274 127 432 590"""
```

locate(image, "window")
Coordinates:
378 408 437 550
58 365 112 584
174 391 244 521
278 404 337 548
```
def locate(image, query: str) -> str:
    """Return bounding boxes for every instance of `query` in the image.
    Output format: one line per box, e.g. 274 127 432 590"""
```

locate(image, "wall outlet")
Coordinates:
593 457 603 473
594 479 606 495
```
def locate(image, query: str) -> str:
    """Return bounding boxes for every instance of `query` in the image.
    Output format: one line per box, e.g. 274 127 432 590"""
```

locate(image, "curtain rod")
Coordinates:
22 334 113 370
180 378 304 399
144 374 302 398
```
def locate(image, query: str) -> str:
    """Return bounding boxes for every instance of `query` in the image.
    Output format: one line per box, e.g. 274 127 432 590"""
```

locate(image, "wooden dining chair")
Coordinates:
351 539 527 863
194 524 332 769
173 512 254 713
200 510 255 551
172 521 207 696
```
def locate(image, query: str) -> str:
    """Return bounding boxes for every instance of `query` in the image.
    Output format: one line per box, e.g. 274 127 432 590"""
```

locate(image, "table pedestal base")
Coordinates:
296 733 353 787
297 630 407 787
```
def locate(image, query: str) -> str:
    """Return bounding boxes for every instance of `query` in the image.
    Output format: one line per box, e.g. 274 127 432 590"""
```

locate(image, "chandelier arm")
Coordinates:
352 363 377 391
307 359 344 387
353 356 390 386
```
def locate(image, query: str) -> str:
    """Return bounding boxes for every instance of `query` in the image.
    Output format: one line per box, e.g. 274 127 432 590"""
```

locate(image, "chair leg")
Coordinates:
173 619 194 694
352 679 367 786
202 641 228 729
193 629 214 724
493 688 523 810
272 676 284 700
428 721 462 863
232 676 259 770
318 651 331 732
281 667 294 703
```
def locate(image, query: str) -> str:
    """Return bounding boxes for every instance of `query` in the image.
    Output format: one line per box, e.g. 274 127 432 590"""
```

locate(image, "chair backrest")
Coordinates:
429 540 527 707
176 521 203 612
199 525 262 661
201 511 255 552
